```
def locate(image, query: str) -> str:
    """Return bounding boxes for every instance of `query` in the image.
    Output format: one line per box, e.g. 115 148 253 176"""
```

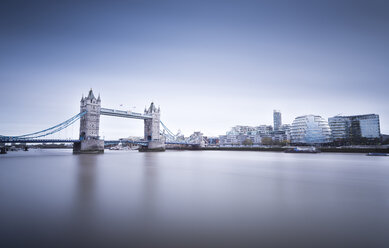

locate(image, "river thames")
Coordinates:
1 150 388 247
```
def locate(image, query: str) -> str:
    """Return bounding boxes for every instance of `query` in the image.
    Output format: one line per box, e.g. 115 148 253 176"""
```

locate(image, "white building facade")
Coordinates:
290 115 332 145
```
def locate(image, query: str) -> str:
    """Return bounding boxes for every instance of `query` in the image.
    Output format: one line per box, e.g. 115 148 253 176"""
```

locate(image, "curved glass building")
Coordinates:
291 115 332 144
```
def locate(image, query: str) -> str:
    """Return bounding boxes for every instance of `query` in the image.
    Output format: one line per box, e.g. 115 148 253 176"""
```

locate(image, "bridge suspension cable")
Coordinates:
160 121 176 138
160 121 181 142
0 111 86 142
160 121 203 145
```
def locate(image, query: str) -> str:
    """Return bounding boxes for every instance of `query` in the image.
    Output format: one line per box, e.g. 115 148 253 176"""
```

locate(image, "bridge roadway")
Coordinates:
0 139 148 145
0 139 80 143
1 139 199 146
103 140 200 146
104 140 148 146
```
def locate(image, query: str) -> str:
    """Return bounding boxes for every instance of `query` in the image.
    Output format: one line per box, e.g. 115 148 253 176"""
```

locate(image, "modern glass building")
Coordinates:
290 115 332 145
328 117 350 143
273 110 282 131
328 114 380 145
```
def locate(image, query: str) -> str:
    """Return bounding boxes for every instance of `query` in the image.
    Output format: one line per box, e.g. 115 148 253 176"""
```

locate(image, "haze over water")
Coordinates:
1 150 388 247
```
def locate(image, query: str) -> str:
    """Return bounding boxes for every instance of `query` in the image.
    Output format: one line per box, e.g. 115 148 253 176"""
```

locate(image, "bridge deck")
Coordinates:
1 139 199 146
0 139 79 143
105 140 149 146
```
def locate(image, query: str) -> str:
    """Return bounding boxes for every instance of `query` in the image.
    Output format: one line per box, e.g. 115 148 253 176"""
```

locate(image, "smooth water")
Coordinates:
1 150 388 247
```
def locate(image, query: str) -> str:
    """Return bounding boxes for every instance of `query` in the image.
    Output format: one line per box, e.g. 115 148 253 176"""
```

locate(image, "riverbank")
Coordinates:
167 146 389 154
2 145 389 154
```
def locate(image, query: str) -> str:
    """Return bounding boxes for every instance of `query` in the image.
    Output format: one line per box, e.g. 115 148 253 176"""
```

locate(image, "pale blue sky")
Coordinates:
1 0 388 139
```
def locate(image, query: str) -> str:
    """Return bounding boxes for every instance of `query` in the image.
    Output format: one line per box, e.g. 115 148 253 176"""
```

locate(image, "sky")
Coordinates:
1 0 388 139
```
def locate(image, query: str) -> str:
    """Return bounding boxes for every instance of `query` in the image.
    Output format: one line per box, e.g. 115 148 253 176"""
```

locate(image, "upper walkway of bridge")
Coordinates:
100 108 152 119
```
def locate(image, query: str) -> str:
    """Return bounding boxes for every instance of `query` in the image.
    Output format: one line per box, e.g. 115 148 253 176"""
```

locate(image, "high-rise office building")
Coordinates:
273 110 282 131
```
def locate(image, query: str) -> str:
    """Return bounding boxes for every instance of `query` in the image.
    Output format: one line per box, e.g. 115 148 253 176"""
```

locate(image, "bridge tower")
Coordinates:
142 102 165 151
73 89 104 153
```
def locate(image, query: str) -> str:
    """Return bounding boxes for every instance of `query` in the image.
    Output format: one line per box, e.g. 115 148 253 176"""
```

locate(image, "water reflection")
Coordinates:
75 154 98 215
1 150 389 247
73 155 99 235
139 153 159 219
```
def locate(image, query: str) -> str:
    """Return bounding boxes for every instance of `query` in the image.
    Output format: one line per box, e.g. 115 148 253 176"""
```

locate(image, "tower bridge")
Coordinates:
0 89 204 153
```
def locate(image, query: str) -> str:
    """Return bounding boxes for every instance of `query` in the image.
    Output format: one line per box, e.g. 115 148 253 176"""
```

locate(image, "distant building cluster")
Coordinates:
212 111 382 146
119 111 382 147
217 115 291 146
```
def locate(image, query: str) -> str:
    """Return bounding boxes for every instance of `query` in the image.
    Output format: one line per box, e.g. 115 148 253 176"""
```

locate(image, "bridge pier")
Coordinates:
0 146 6 154
73 89 104 154
139 140 165 152
73 139 104 154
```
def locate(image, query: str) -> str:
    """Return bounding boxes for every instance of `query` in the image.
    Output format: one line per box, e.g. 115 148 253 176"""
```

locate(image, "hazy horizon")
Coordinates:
1 0 388 139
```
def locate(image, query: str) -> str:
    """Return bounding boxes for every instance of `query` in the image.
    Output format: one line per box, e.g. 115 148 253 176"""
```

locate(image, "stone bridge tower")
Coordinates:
73 89 104 153
80 89 101 140
143 102 165 151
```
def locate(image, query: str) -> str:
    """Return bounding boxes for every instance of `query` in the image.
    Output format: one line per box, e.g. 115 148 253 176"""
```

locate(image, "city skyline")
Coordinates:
1 0 389 139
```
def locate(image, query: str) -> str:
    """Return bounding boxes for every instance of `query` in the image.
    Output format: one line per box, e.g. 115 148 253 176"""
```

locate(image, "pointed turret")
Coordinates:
147 102 157 113
86 88 96 100
150 102 155 112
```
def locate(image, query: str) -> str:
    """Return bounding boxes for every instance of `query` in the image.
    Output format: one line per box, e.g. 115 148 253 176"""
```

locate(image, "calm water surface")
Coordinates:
1 149 389 247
